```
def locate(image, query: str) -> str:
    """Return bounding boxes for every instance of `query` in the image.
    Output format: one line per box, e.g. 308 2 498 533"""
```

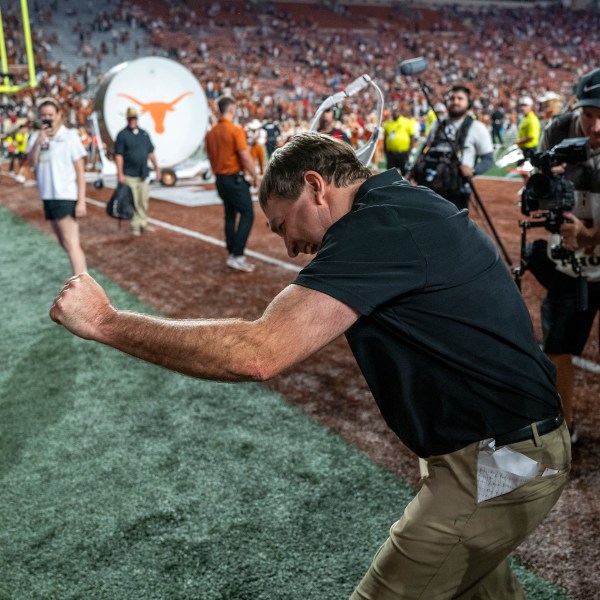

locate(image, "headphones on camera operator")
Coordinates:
444 84 474 110
411 84 476 202
401 57 512 266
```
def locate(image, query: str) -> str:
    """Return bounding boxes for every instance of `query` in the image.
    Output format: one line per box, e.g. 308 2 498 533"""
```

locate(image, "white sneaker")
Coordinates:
570 422 579 445
226 255 255 272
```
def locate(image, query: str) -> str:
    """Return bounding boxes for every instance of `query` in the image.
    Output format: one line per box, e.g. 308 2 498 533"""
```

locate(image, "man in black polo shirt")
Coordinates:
50 132 570 599
115 107 161 236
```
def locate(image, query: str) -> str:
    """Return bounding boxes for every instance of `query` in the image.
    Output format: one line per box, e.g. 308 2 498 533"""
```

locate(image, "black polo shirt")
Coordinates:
294 170 560 457
114 126 155 178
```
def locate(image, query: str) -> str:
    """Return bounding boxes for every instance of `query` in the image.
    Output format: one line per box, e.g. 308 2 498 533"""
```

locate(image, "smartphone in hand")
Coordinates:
41 119 53 150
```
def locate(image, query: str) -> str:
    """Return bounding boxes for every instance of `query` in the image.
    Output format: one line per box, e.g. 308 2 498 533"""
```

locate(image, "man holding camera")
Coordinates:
412 84 493 210
537 67 600 443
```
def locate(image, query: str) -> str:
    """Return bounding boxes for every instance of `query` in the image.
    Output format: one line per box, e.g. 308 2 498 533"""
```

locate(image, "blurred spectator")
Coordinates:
317 106 351 144
424 102 447 137
490 103 505 147
205 95 259 273
114 107 161 237
263 117 282 157
382 102 418 175
538 91 565 127
247 119 267 175
9 122 29 177
27 98 88 275
516 96 541 162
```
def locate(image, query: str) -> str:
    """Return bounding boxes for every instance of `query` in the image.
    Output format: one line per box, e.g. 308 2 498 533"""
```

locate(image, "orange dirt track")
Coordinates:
1 172 598 599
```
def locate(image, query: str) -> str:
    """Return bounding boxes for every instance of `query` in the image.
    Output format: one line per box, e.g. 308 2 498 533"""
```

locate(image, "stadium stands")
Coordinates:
1 0 599 161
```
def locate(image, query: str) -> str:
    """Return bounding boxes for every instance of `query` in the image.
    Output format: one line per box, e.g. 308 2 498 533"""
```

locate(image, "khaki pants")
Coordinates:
351 423 571 600
125 175 149 232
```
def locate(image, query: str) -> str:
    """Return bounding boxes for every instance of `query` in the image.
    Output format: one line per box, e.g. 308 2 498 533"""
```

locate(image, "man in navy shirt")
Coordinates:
51 132 570 599
114 107 161 236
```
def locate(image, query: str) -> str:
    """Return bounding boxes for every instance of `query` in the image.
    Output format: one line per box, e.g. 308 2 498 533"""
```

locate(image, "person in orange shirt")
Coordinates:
246 119 266 175
205 96 260 272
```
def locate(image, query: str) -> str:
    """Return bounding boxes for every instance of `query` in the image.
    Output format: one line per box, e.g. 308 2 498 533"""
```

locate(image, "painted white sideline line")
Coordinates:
86 197 302 273
573 356 600 375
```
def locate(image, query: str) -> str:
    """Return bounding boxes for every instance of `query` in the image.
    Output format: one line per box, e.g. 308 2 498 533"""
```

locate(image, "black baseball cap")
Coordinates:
574 67 600 109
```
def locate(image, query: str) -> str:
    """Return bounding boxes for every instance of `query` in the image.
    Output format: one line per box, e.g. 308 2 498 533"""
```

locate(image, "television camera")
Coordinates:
514 136 591 310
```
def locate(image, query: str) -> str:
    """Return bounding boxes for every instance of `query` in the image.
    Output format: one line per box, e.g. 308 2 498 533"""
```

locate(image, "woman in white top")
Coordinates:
27 98 88 275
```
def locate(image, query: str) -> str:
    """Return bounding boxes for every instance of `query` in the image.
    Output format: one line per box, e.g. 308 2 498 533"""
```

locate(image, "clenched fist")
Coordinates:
49 273 115 341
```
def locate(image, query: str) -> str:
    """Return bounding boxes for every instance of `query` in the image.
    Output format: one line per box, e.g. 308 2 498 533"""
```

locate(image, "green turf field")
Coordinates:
0 207 570 599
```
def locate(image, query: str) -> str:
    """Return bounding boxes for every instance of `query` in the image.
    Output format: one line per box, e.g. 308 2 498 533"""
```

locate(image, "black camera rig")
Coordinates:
514 136 590 310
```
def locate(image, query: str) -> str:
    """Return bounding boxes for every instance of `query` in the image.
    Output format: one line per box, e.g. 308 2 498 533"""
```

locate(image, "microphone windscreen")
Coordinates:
399 57 428 76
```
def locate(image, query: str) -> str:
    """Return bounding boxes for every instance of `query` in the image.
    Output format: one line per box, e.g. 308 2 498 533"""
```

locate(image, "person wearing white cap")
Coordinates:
538 91 563 126
516 95 541 162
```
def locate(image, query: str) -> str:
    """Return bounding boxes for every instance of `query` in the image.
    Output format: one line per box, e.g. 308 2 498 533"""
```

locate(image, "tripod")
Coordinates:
514 212 588 311
416 78 512 267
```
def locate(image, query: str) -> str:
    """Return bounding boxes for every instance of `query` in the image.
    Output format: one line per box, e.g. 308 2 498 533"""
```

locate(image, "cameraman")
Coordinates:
537 67 600 442
412 84 493 210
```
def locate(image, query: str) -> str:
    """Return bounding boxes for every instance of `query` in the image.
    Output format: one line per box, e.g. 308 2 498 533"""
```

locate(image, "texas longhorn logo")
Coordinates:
117 92 193 134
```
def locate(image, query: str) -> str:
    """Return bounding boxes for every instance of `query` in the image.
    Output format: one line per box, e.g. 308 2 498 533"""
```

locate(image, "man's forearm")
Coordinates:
27 137 42 169
239 149 258 181
149 152 160 173
474 152 494 175
51 277 359 386
115 155 124 179
75 159 86 200
95 310 269 382
577 225 600 248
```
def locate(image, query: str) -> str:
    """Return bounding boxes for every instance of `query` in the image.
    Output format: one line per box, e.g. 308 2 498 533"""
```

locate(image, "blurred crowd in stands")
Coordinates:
2 0 600 175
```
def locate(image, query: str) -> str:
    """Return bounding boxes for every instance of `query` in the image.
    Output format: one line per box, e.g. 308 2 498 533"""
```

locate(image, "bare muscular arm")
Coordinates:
74 157 87 218
49 274 359 382
115 154 125 184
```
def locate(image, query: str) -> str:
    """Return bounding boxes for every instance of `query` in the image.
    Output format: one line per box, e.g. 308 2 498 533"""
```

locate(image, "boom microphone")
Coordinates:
311 75 372 122
399 57 428 76
310 73 384 166
344 74 371 96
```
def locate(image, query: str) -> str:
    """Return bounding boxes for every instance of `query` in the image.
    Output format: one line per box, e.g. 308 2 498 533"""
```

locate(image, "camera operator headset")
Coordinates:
536 67 600 442
411 84 494 211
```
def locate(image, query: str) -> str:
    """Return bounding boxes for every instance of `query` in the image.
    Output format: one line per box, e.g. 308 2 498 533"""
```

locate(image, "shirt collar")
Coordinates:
353 169 406 205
